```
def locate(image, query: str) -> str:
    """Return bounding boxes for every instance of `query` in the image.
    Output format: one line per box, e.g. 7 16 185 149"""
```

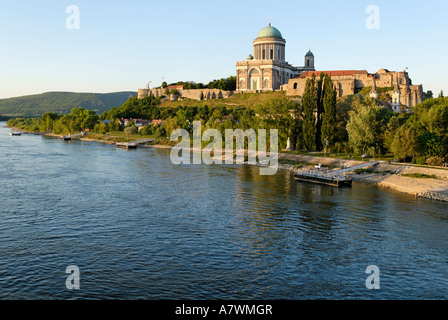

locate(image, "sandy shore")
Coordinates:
355 174 448 202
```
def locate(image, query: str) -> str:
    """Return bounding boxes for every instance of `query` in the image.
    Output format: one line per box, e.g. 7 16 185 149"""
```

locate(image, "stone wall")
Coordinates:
138 88 233 101
284 69 424 107
285 78 355 98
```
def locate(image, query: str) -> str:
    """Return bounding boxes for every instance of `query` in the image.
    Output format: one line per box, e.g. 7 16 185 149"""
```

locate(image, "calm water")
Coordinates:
0 122 447 300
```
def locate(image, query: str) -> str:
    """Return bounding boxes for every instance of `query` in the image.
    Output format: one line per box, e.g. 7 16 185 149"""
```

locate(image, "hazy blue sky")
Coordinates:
0 0 447 99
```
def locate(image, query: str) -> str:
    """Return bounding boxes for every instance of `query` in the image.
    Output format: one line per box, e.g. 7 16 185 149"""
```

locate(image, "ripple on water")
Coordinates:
0 123 448 299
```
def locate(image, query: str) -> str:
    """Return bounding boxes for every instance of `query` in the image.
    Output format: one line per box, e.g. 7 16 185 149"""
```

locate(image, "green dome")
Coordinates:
246 54 254 60
305 50 314 57
256 24 283 39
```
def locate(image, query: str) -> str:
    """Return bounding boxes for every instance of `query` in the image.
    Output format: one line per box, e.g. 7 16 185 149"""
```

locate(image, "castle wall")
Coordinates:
285 77 355 98
285 69 424 107
138 88 233 101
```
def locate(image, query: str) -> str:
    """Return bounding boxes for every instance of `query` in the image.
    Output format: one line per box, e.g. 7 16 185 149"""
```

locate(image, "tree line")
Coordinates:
7 77 448 166
161 76 237 91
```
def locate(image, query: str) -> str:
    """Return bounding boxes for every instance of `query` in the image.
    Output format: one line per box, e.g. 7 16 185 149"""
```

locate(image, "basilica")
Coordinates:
236 23 315 92
138 23 425 111
235 23 425 110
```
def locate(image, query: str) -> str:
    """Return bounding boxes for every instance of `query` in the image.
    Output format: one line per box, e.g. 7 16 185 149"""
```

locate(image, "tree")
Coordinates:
140 124 153 136
315 73 325 150
346 104 391 155
255 96 299 149
417 131 446 158
301 74 317 150
39 112 60 131
206 76 237 91
163 117 180 137
425 90 433 99
390 124 418 161
155 126 166 138
162 82 168 88
439 90 444 98
124 125 138 137
384 113 409 151
94 122 108 134
321 75 337 150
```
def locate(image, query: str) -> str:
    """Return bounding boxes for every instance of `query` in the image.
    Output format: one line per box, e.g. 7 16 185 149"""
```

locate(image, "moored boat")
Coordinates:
294 171 352 187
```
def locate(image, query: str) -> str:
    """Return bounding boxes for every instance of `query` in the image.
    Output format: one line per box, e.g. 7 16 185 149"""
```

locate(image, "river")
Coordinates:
0 122 447 300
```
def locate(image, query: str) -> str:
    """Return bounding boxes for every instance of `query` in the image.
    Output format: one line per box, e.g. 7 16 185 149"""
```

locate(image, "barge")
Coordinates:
294 171 352 187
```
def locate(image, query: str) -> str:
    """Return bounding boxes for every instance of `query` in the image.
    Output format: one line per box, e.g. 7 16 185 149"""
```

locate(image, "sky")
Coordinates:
0 0 447 99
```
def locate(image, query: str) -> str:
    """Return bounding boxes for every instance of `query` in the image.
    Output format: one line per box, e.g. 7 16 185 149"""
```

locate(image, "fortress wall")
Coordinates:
284 79 307 96
334 79 355 97
138 88 233 101
285 77 355 97
138 89 150 99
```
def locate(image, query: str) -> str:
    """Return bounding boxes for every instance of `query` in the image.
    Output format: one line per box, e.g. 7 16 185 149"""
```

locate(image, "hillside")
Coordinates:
159 91 290 109
0 91 137 117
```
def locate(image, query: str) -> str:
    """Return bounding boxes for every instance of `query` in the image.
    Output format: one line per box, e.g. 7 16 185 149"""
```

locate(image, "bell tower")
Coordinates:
304 50 315 71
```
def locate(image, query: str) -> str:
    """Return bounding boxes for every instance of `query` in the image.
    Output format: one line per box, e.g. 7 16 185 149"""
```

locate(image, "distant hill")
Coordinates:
0 91 137 117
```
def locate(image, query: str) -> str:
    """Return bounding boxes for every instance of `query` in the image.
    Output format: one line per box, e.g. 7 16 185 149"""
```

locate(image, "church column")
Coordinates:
261 69 264 91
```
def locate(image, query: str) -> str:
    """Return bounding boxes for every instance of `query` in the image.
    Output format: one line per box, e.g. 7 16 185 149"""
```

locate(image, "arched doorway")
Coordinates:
249 68 261 91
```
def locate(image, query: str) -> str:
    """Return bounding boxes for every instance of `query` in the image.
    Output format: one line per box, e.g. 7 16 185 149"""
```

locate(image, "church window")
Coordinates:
278 50 280 59
270 49 273 59
306 59 310 67
262 49 266 59
293 83 298 90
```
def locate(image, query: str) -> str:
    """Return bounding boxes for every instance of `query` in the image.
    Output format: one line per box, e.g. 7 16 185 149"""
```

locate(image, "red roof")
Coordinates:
379 101 392 110
167 85 184 90
151 120 164 125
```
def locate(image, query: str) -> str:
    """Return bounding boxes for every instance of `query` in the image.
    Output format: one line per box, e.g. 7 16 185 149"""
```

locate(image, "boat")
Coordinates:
294 171 352 187
10 131 22 136
115 142 138 149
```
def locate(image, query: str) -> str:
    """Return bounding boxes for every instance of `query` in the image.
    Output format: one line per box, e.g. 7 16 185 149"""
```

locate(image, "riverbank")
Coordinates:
6 125 448 202
127 137 448 202
277 152 448 202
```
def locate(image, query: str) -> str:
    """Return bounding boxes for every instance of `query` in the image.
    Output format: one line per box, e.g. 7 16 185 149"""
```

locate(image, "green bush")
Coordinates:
426 156 446 167
124 125 138 137
354 168 374 174
414 156 427 165
140 124 153 136
155 126 166 138
402 173 437 179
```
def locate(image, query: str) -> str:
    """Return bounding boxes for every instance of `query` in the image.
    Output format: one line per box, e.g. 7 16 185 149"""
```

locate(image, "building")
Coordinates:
236 23 315 92
284 68 425 110
137 23 426 111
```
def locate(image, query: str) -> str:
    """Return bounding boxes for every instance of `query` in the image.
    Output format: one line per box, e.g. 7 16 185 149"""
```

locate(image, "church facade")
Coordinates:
236 23 315 92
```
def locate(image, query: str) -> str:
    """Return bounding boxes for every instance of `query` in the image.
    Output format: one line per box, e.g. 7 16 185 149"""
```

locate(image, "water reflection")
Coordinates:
1 123 448 299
